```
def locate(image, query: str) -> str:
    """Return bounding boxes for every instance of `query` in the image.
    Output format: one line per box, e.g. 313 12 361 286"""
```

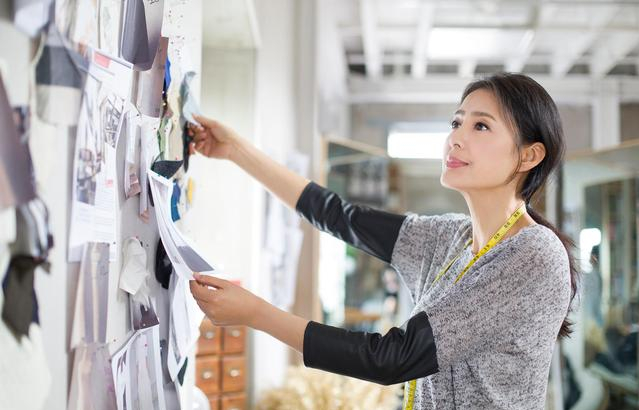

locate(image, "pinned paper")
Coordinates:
118 238 148 296
135 37 168 117
124 106 141 198
70 242 110 349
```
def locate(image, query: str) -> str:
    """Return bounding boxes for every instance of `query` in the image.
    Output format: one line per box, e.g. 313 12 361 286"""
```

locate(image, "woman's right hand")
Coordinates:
188 115 241 160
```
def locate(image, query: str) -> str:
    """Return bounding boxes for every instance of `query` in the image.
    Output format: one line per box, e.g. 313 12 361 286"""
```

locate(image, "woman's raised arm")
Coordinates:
190 115 407 263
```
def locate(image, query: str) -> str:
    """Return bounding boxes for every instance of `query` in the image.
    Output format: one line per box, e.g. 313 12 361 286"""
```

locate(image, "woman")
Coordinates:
188 73 579 409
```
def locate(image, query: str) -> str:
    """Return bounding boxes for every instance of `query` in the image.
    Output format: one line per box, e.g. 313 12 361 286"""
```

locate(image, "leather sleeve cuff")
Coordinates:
303 312 439 385
294 181 406 263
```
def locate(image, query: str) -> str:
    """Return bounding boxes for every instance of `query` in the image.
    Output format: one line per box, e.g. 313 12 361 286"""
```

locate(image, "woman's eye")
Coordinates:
475 122 489 131
451 120 460 128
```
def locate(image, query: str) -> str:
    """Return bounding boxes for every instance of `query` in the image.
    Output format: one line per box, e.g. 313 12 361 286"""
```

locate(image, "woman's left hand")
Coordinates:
189 273 264 327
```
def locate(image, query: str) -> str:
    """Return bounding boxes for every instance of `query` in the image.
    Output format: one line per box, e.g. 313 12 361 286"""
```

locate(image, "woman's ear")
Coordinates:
520 142 546 172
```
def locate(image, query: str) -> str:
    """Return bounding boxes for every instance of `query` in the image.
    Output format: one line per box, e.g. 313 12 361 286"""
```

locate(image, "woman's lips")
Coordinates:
446 157 469 168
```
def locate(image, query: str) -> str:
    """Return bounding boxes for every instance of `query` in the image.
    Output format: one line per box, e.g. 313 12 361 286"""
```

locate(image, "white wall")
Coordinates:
188 1 322 406
252 0 299 402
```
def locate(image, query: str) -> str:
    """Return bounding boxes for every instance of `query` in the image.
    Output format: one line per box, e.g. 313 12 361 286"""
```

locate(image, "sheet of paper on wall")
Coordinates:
68 343 117 410
167 272 203 381
54 0 78 41
70 242 110 349
119 237 152 307
68 51 133 261
135 37 168 117
0 73 36 210
12 0 53 37
111 326 166 410
124 106 142 198
121 0 165 71
98 0 122 56
147 170 219 280
71 0 98 48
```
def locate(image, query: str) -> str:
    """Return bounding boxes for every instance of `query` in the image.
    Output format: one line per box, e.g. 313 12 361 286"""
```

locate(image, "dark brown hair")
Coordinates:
461 72 579 340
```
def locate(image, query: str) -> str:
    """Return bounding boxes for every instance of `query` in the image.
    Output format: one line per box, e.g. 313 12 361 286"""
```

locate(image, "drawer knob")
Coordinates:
204 330 216 339
229 368 241 378
202 370 215 380
230 329 241 338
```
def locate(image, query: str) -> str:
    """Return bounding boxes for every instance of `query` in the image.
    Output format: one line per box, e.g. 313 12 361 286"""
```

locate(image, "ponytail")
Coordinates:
526 204 579 339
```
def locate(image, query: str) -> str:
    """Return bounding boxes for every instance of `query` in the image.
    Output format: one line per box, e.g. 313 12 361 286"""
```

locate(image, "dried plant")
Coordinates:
256 366 402 410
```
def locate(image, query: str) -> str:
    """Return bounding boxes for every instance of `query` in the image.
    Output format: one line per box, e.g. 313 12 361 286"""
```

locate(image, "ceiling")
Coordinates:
330 0 639 79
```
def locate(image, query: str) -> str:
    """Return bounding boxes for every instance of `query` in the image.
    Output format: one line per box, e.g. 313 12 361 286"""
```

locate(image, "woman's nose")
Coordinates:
447 130 463 150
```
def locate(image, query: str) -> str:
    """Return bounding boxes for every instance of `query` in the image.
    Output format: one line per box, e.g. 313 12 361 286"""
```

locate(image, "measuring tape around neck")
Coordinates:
402 202 527 410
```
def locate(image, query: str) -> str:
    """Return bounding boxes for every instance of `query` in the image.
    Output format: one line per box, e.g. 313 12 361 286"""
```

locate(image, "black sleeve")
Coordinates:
302 312 439 385
295 181 407 263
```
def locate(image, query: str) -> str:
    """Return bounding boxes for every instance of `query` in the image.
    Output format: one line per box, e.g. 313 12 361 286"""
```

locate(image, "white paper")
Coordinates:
124 107 141 198
70 242 110 349
68 343 117 410
111 326 166 410
147 170 219 280
135 37 168 117
119 237 147 296
71 0 98 48
166 272 203 381
68 51 133 261
98 0 122 56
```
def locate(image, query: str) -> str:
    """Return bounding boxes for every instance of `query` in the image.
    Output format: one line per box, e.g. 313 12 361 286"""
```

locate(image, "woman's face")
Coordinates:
440 88 521 194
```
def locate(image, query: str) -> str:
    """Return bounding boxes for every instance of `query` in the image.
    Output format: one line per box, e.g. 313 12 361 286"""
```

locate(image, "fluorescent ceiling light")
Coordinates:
387 131 448 159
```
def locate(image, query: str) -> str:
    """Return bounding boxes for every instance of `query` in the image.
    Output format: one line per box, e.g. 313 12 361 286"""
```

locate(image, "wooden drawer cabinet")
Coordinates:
196 319 247 410
199 320 222 355
207 395 220 410
196 356 220 395
222 326 245 354
221 393 245 410
221 356 245 392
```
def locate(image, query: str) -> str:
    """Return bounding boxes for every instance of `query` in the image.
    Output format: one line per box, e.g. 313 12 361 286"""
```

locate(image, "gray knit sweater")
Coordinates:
390 212 571 409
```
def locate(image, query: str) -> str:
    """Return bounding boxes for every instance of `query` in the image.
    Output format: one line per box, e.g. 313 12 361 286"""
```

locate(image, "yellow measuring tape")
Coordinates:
402 202 526 410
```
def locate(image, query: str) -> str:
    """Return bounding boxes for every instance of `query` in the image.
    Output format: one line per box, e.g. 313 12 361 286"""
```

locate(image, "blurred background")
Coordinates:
1 0 638 409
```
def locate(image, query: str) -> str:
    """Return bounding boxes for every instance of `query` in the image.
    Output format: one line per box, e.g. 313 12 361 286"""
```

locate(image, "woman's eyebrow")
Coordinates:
453 109 497 121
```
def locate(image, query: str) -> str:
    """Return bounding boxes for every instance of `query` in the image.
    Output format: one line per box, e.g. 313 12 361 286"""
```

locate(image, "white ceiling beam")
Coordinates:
550 5 619 78
458 60 476 78
347 75 639 105
505 29 535 72
550 33 597 77
590 32 639 78
339 23 639 35
505 2 539 73
410 2 436 78
359 0 382 78
346 53 639 67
